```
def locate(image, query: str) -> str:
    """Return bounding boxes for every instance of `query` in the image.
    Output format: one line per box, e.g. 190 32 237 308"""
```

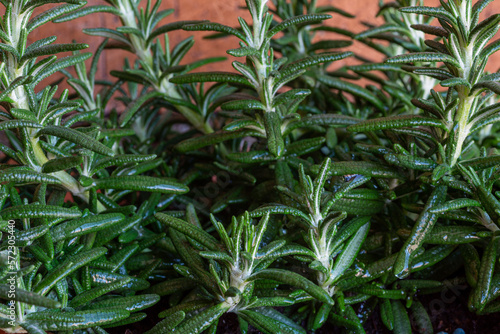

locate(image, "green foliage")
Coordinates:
1 0 500 333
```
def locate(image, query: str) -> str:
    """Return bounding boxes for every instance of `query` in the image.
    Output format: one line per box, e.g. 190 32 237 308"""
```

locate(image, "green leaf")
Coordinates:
311 161 402 179
441 77 471 89
279 52 352 77
348 115 448 132
469 14 500 45
0 284 60 308
411 98 443 117
84 294 160 313
33 53 92 85
392 300 412 334
227 150 275 163
355 24 411 40
24 311 85 324
155 213 219 251
145 311 186 334
429 198 481 213
400 6 456 25
330 222 370 283
410 300 433 334
394 186 447 279
199 251 234 264
41 101 81 124
286 137 325 157
51 213 125 242
267 14 332 39
37 125 114 157
273 89 311 108
170 72 252 87
11 224 49 246
171 303 230 334
285 114 359 135
118 91 163 126
264 112 284 157
34 247 108 295
227 46 259 57
480 38 500 60
411 24 449 37
380 299 394 331
91 154 157 174
384 154 438 171
11 108 37 122
221 99 266 111
249 205 311 223
423 226 489 244
328 216 369 253
21 43 88 63
184 22 246 40
0 43 20 58
19 322 47 334
250 269 333 305
386 52 461 68
35 310 130 331
69 278 131 308
349 63 411 75
330 198 384 216
92 176 188 194
238 309 306 334
0 120 42 131
308 39 353 52
472 81 500 95
354 286 405 300
0 169 61 185
0 76 33 103
471 237 499 312
41 156 83 173
312 303 333 331
53 5 122 23
461 155 500 170
461 244 481 288
89 269 150 291
336 253 399 290
0 204 81 220
411 67 454 80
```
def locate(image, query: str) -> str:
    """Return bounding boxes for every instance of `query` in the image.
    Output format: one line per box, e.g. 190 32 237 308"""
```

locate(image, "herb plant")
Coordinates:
1 0 500 333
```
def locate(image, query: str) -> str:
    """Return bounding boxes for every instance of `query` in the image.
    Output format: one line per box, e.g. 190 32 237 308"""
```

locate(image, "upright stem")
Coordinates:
4 0 103 209
449 30 474 167
450 92 473 167
117 0 213 134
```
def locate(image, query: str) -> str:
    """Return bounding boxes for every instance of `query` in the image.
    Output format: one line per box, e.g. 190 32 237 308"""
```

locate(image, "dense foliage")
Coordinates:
1 0 499 333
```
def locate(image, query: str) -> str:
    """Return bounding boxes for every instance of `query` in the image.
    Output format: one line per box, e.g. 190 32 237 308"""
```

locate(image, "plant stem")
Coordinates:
450 93 473 167
5 0 104 211
449 36 474 167
117 0 213 134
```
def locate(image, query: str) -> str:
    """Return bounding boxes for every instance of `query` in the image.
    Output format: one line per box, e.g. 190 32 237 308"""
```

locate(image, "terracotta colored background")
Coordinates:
31 0 500 84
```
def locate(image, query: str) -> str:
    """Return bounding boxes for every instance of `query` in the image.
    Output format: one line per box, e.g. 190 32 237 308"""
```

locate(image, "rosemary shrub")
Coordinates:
1 0 500 333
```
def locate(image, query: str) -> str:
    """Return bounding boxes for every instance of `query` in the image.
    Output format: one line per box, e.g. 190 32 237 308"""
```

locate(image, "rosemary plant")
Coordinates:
172 0 352 158
347 0 500 321
0 0 187 332
1 0 500 333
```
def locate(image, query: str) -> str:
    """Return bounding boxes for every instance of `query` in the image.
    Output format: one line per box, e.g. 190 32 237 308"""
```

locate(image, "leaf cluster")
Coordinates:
1 0 500 333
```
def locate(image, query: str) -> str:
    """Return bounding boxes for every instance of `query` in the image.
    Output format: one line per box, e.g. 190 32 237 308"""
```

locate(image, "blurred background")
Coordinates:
32 0 500 86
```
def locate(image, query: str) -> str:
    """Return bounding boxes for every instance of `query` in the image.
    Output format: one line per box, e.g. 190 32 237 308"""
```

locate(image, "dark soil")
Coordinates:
110 288 500 334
